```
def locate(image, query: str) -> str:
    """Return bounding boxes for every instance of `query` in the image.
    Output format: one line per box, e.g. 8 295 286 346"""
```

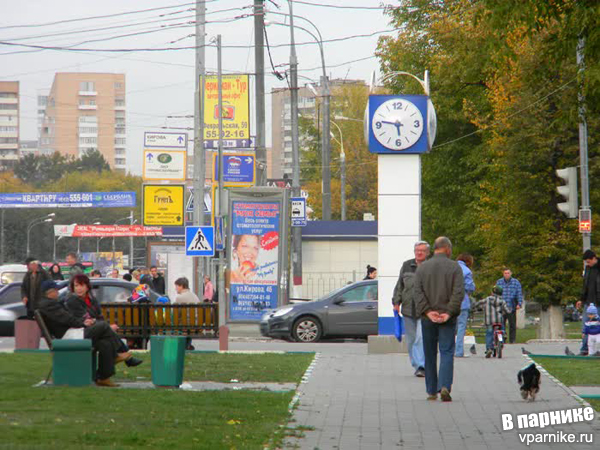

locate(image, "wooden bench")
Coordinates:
100 303 219 349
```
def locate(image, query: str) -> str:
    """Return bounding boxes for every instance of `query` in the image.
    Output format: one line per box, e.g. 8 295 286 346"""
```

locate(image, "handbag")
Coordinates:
393 309 404 342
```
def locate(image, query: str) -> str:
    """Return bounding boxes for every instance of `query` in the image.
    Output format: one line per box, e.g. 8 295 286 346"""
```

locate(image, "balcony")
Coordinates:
114 104 126 111
78 104 97 110
78 91 97 96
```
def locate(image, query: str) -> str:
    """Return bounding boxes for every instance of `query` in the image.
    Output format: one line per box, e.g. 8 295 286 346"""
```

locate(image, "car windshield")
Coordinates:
319 284 354 301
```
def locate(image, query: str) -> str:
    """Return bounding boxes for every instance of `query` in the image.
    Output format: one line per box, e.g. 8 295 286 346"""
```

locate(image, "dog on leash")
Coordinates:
517 363 541 401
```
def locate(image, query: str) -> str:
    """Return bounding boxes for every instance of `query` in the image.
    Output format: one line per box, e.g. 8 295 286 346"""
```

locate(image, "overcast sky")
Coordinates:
0 0 393 175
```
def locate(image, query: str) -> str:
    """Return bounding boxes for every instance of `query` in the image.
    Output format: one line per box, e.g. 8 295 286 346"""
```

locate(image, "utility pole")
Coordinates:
216 34 228 348
321 75 331 220
0 210 4 264
289 1 302 298
254 0 267 185
577 36 591 251
194 0 207 289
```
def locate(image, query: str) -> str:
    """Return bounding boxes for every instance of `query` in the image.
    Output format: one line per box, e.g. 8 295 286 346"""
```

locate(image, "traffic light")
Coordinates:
556 167 578 218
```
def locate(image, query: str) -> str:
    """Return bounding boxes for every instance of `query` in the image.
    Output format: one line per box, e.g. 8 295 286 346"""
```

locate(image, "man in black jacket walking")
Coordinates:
37 280 131 387
414 237 464 402
21 258 50 319
150 266 166 295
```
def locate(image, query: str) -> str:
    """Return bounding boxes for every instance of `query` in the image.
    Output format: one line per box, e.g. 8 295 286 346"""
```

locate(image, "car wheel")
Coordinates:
292 316 322 343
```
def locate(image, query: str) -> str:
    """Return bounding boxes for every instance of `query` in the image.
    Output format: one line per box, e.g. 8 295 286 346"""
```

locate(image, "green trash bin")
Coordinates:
52 339 94 386
150 335 186 387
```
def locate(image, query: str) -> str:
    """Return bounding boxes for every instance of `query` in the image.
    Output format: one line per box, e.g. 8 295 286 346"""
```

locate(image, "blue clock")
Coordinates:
368 95 433 154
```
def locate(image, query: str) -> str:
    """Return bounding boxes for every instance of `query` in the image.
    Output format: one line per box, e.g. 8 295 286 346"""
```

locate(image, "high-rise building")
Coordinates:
37 89 49 142
270 79 366 179
0 81 20 170
39 73 127 172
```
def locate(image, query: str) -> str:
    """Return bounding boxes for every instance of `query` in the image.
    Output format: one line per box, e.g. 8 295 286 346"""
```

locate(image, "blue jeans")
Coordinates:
454 309 469 356
422 317 457 395
403 316 425 370
580 313 589 354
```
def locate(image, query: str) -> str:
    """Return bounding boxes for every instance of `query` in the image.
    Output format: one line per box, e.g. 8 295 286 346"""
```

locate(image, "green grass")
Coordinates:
0 352 314 450
468 321 584 344
531 356 600 387
588 399 600 413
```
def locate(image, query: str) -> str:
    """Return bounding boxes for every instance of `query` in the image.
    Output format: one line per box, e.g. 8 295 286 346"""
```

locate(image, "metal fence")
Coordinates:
301 271 359 300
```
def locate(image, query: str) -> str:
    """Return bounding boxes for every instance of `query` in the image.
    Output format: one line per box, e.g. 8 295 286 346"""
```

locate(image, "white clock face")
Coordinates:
371 99 424 150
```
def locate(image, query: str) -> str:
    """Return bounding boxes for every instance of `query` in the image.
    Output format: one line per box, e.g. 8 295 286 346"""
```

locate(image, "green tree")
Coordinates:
75 149 111 173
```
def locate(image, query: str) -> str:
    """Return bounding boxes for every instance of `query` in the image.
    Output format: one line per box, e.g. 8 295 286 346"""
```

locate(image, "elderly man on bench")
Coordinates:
37 280 135 387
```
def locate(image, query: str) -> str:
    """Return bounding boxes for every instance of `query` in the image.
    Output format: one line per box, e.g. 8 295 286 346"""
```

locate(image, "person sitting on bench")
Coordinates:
37 280 133 387
65 274 143 367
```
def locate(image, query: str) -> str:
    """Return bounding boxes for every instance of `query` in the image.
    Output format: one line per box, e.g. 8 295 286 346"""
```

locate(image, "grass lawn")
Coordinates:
531 356 600 387
468 321 584 344
588 399 600 413
0 352 314 450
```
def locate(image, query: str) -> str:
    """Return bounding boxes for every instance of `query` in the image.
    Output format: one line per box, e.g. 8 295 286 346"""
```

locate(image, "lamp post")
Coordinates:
330 121 345 221
26 213 55 257
266 8 331 219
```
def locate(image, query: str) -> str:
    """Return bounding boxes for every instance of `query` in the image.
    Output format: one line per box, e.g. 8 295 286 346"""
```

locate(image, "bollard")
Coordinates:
14 319 41 350
219 325 229 351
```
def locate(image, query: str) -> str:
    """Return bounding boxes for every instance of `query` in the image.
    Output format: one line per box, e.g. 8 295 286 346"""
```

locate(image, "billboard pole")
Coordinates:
216 34 228 350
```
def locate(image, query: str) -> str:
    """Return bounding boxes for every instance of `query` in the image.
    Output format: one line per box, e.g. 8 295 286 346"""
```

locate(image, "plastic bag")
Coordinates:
394 309 403 342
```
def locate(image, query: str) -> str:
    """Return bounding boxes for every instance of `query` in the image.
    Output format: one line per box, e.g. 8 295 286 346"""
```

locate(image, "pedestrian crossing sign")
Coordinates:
185 226 215 256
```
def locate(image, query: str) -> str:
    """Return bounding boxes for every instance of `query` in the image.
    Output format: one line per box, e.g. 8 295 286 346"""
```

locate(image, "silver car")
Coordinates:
260 280 378 342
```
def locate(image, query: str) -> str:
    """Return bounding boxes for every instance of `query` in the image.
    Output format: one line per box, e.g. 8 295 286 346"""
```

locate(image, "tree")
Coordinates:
76 149 111 173
14 153 70 187
377 0 600 307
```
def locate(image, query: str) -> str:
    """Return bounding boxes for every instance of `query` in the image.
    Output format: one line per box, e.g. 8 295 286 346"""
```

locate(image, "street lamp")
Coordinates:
330 121 346 221
26 213 55 257
265 9 331 220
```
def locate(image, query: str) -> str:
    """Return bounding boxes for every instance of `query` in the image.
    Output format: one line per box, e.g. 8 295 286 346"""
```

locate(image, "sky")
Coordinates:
0 0 395 176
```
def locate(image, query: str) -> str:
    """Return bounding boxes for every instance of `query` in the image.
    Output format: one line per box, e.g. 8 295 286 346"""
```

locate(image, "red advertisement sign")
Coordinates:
54 224 162 237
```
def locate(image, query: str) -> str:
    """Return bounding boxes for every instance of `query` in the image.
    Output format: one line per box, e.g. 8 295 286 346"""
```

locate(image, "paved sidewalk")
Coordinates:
285 343 600 450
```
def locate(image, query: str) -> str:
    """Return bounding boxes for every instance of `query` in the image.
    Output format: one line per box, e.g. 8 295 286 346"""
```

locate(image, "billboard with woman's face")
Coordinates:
229 200 280 320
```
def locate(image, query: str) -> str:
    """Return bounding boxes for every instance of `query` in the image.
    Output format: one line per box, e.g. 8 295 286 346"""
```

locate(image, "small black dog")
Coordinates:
517 363 541 401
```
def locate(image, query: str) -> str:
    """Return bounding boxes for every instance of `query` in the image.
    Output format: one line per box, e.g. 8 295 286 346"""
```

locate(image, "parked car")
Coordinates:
260 280 378 342
0 264 28 286
0 278 163 336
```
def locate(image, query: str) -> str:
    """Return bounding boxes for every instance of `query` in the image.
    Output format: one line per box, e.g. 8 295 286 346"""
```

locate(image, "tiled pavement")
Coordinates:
284 343 600 450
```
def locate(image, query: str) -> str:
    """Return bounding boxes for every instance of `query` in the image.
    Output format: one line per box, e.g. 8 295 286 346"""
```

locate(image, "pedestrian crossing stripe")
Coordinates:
188 228 212 252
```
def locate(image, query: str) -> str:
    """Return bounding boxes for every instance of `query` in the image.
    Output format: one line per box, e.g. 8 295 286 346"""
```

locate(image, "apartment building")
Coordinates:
270 79 367 179
0 81 20 170
39 73 127 172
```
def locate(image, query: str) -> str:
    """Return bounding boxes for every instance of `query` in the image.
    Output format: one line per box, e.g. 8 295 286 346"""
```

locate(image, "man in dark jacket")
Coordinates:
392 240 429 377
577 249 600 355
37 280 130 387
21 258 50 318
414 237 464 402
150 266 166 295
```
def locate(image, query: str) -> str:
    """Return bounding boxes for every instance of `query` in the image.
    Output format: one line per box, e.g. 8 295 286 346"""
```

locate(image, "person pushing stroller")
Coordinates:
473 286 511 358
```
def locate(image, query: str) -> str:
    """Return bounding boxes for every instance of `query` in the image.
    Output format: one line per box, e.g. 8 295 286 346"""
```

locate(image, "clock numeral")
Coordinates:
414 120 420 128
375 121 382 129
393 102 403 110
395 139 402 147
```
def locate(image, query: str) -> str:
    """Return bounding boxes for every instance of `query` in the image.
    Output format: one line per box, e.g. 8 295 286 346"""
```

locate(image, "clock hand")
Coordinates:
380 120 397 126
394 122 403 136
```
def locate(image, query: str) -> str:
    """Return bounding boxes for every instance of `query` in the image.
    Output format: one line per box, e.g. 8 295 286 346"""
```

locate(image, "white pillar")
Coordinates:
377 154 421 334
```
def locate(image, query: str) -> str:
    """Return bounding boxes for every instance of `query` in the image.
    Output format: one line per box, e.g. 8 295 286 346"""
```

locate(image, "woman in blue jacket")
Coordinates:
455 254 476 357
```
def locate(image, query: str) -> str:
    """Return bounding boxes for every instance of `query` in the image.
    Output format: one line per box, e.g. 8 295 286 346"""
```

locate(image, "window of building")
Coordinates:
115 127 126 134
89 100 96 106
115 118 126 125
78 137 97 144
114 138 126 145
38 96 48 106
0 93 17 98
114 82 123 89
79 81 95 91
79 116 97 124
0 138 18 144
115 98 125 106
115 158 126 165
0 104 17 110
115 110 125 118
0 126 17 132
78 127 97 134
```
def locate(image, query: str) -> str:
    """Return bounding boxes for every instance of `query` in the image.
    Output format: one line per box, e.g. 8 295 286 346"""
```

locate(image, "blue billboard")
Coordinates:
0 192 136 208
213 153 255 185
229 200 280 321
